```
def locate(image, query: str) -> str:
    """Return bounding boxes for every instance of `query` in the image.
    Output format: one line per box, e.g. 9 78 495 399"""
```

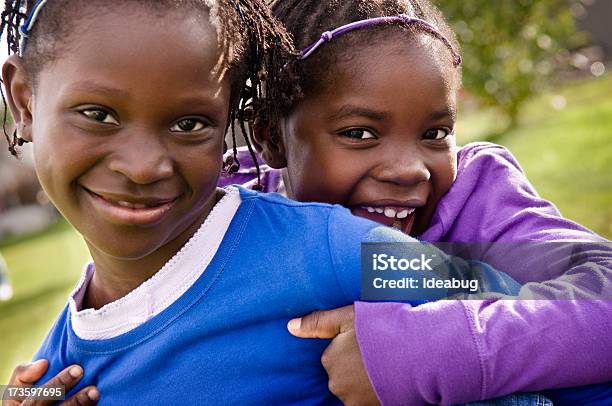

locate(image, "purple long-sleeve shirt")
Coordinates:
219 142 612 405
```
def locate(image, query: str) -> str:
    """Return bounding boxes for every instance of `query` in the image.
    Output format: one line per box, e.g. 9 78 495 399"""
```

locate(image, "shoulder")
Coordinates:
236 186 418 242
234 186 365 249
234 186 421 301
237 185 331 209
457 142 525 176
453 141 537 201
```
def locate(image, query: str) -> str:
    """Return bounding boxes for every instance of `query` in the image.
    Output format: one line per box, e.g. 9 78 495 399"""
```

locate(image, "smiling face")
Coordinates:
275 35 459 236
5 8 230 268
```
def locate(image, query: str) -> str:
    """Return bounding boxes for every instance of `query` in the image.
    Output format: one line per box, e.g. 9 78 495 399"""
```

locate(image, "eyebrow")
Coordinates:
429 106 457 122
327 105 389 122
173 95 221 107
65 82 130 98
64 84 221 110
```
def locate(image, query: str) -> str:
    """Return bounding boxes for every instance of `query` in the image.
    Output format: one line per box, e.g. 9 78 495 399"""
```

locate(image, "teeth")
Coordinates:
363 206 418 219
384 208 397 218
116 201 148 209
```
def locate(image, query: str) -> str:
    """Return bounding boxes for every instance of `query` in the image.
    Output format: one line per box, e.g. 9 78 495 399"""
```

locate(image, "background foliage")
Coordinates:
437 0 587 129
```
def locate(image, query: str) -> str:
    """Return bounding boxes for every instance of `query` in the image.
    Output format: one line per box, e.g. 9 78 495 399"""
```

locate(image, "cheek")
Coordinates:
31 124 84 194
284 135 322 189
432 150 457 197
180 145 224 190
31 143 55 199
286 144 364 204
285 147 333 200
195 137 227 180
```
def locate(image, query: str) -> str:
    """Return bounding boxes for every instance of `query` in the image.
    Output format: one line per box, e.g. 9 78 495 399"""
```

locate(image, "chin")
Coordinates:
86 237 168 262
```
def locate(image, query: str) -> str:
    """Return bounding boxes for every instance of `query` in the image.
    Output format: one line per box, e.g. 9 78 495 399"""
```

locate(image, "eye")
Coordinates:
170 118 206 133
423 128 451 140
338 128 377 140
81 109 119 125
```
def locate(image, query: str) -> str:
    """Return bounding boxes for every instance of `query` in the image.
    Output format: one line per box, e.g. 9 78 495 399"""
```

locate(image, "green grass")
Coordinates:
0 222 89 382
0 74 610 383
457 74 612 238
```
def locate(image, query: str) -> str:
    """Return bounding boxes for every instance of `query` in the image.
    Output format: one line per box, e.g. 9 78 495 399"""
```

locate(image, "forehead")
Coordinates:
313 36 458 118
37 7 226 99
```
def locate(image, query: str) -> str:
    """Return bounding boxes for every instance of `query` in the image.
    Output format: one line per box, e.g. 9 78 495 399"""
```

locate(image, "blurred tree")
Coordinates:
437 0 587 130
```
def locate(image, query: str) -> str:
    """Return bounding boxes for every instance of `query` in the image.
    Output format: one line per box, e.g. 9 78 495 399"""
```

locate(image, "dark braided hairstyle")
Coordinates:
268 0 461 127
0 0 294 188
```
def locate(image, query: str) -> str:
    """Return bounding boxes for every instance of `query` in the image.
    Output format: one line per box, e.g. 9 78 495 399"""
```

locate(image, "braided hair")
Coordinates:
0 0 294 187
268 0 460 127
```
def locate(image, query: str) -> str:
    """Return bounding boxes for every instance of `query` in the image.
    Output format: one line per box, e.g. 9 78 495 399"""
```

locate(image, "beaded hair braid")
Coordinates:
268 0 461 128
0 0 294 188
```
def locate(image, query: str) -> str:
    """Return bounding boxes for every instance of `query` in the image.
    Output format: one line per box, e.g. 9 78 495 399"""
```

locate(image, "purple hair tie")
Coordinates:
299 14 462 66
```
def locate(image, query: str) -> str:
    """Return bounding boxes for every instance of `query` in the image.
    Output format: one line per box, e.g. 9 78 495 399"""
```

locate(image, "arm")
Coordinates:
295 206 534 405
356 299 612 405
357 143 612 404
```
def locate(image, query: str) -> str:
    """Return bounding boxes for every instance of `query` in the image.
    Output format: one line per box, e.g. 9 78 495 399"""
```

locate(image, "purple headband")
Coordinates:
299 14 462 66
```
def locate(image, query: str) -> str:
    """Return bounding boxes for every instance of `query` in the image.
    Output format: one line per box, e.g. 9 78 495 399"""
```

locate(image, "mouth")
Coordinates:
351 205 419 235
82 187 179 226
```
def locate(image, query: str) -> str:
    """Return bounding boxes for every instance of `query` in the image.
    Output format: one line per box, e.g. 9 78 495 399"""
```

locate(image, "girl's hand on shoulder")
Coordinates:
4 360 99 406
287 305 380 406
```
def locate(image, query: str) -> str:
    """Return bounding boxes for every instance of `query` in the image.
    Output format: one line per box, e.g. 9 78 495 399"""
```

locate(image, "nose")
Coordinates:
371 146 430 186
108 130 174 184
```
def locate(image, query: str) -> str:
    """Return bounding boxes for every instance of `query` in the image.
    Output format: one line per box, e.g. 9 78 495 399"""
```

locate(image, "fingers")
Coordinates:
40 365 84 393
287 305 355 339
58 386 99 406
321 333 381 406
20 365 86 406
20 386 98 406
5 361 49 406
5 363 97 406
9 360 49 386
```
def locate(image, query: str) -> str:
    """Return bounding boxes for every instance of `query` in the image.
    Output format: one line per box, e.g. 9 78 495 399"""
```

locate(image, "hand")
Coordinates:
288 305 380 406
4 360 99 406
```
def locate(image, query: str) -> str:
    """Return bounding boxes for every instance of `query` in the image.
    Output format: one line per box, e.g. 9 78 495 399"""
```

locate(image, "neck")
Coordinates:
82 254 166 310
82 189 223 310
281 169 293 199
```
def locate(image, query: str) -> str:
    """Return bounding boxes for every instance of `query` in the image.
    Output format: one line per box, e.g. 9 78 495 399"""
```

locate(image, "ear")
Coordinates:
2 55 34 142
249 117 287 169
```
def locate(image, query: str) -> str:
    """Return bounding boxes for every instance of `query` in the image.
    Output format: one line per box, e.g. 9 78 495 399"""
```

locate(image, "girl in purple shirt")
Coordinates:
217 0 611 404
